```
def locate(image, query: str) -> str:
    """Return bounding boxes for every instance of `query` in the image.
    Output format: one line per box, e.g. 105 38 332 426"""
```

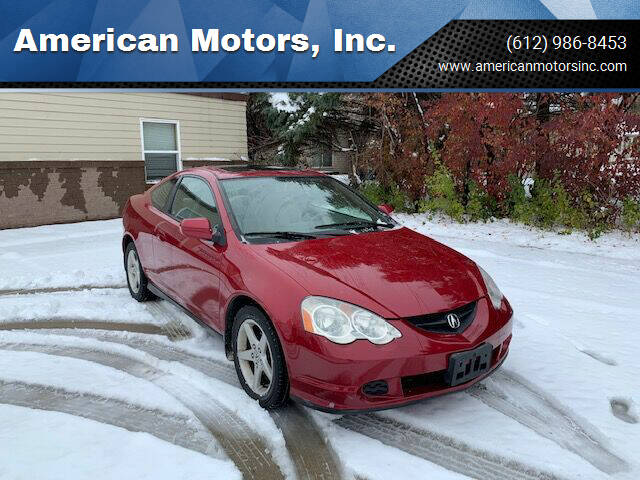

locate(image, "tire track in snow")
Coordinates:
0 342 286 480
334 414 564 480
40 328 344 480
0 284 126 297
468 370 629 474
0 379 223 459
0 318 191 341
143 301 194 340
0 319 165 335
3 307 622 479
143 301 344 480
0 292 343 480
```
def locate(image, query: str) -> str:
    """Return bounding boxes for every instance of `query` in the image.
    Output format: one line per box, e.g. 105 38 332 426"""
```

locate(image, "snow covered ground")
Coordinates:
0 215 638 480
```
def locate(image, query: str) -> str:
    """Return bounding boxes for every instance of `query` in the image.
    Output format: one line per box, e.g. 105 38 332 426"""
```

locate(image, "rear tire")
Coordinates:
232 306 289 409
124 242 154 302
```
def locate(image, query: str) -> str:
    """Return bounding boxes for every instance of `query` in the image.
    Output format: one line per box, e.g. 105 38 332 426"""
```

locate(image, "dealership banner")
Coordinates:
1 0 640 88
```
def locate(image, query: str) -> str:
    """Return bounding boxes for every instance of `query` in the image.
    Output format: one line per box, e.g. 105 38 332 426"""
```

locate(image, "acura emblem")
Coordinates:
446 313 461 329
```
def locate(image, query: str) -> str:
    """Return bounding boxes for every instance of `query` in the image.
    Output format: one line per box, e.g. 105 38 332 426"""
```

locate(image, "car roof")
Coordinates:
185 165 329 180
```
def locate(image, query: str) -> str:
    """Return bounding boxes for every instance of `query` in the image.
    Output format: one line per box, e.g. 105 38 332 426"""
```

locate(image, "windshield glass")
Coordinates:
220 176 394 240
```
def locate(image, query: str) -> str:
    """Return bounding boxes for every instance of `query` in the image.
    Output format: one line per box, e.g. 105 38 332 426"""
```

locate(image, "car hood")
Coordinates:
253 227 486 318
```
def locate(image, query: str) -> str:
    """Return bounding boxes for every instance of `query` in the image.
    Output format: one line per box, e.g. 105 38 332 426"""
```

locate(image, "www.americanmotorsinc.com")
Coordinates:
439 60 628 73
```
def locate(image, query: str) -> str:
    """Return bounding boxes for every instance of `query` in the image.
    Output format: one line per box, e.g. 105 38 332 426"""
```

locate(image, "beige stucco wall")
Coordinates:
0 92 248 162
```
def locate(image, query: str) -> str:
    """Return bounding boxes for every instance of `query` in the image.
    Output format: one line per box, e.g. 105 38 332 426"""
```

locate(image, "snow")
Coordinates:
312 412 470 480
0 349 190 415
330 174 361 185
0 219 124 290
1 216 639 479
0 329 297 480
395 212 640 260
268 92 300 113
0 289 163 324
0 404 240 480
387 212 640 479
330 174 350 184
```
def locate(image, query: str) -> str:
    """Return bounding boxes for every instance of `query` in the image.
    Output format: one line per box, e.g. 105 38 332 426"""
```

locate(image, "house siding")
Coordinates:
0 92 247 162
0 93 248 229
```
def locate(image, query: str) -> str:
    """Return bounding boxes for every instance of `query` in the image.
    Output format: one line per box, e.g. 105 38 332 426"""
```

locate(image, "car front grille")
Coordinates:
404 300 477 334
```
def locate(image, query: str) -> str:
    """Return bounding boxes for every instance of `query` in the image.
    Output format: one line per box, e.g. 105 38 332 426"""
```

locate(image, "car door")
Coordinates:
155 175 223 327
145 177 178 285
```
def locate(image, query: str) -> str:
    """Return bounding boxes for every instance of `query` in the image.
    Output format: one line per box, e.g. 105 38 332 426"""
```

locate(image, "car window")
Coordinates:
170 176 220 227
220 176 389 235
150 178 177 211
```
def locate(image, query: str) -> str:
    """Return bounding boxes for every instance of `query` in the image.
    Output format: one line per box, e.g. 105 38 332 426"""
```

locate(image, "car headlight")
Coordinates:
478 265 504 310
301 296 401 345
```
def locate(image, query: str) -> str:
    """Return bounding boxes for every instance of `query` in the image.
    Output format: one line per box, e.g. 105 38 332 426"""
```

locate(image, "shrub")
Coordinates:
418 163 465 221
466 181 496 221
507 175 613 237
508 175 536 224
359 181 410 213
622 197 640 232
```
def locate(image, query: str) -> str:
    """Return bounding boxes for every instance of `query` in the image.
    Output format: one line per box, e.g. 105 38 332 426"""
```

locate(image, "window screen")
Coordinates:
142 121 180 182
170 177 220 227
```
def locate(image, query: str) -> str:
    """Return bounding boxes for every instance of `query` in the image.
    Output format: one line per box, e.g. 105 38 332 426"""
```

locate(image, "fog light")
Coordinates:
362 380 389 396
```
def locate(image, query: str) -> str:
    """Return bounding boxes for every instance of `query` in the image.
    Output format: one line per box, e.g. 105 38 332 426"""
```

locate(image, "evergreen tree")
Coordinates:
248 92 342 165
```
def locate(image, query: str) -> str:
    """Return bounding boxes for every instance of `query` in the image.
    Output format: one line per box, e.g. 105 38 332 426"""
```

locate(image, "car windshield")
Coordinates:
220 176 394 241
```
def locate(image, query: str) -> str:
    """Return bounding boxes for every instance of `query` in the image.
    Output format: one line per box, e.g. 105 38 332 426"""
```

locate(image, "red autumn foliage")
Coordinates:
362 93 429 202
536 93 640 212
363 92 640 222
424 93 537 208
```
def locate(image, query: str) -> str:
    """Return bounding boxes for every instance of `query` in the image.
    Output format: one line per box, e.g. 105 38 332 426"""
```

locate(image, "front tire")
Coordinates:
124 242 154 302
232 306 289 409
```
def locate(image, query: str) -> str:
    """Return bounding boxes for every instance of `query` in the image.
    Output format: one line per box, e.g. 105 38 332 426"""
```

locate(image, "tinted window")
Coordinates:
170 177 220 227
150 178 177 211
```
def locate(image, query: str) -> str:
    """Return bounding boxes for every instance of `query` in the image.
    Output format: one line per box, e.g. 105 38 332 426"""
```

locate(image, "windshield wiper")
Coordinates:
314 221 395 230
243 231 318 240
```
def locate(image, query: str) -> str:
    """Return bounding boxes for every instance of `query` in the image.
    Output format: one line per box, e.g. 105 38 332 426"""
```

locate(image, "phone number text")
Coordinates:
506 35 627 54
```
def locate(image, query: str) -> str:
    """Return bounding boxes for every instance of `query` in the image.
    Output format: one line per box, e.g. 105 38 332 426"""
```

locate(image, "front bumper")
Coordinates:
288 296 513 412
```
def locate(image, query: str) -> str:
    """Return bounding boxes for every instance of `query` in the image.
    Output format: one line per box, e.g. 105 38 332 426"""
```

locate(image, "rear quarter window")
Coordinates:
150 178 177 211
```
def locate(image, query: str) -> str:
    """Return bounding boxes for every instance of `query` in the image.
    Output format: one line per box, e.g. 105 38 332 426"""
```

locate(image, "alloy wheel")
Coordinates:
236 319 273 396
126 249 141 294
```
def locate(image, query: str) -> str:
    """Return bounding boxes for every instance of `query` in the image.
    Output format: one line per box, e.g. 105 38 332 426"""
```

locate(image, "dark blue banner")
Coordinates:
0 1 639 84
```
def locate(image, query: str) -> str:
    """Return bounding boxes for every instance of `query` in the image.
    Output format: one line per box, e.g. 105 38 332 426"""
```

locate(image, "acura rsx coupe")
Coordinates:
122 166 513 412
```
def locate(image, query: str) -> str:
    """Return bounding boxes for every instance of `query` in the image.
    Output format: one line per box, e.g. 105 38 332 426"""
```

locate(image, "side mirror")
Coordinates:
378 204 394 215
211 223 226 246
180 217 212 240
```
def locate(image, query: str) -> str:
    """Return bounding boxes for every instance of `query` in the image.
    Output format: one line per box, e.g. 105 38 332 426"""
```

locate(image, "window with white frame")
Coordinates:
141 120 181 182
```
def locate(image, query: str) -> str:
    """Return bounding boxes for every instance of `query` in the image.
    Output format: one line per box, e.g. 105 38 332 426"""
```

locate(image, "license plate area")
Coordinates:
445 343 493 387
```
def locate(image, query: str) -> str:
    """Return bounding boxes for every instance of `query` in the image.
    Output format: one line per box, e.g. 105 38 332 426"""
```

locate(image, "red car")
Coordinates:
122 166 513 412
